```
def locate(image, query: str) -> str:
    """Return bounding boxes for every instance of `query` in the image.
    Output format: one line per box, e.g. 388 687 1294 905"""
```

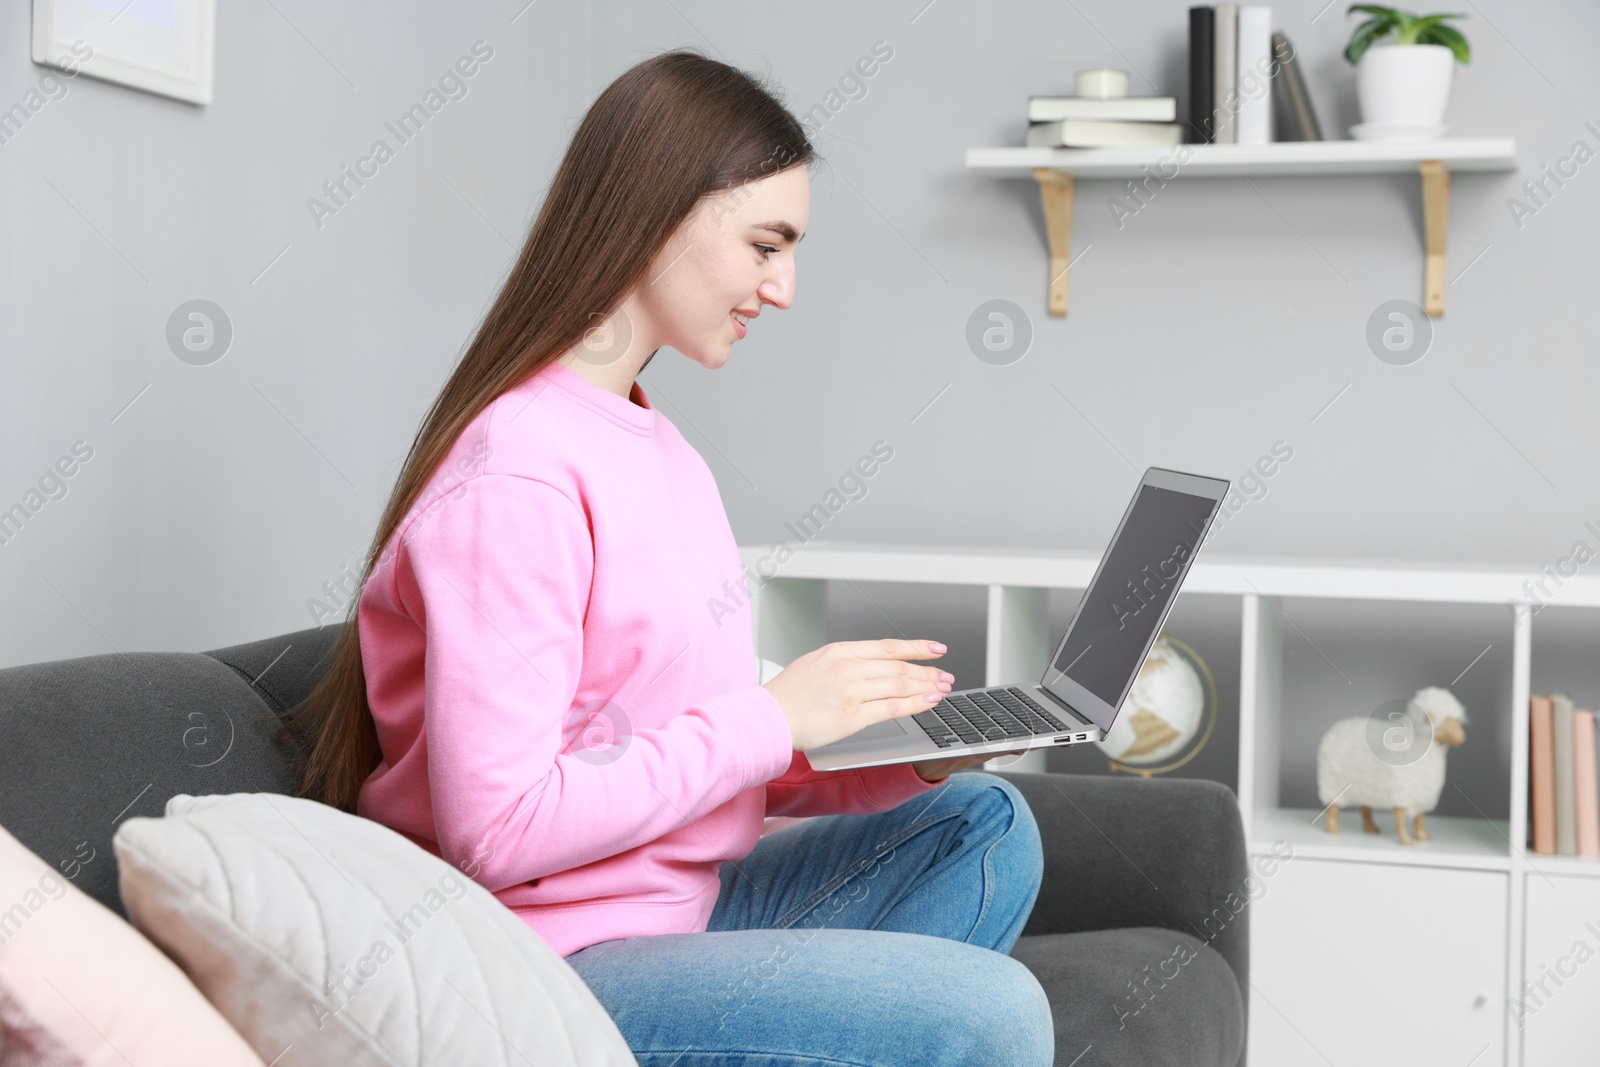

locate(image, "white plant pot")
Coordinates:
1356 43 1455 130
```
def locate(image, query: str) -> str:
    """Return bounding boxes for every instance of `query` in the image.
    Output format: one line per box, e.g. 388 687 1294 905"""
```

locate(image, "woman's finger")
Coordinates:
843 638 946 662
831 652 952 701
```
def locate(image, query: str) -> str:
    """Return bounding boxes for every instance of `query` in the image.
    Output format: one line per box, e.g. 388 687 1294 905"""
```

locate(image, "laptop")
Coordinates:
803 467 1230 771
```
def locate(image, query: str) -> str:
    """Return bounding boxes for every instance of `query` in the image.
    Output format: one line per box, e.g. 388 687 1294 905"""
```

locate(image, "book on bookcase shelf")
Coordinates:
1529 692 1600 858
1576 709 1599 857
1555 693 1578 854
1531 694 1556 854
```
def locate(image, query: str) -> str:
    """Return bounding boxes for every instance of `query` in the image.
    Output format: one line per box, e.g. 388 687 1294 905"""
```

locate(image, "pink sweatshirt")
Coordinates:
355 360 941 957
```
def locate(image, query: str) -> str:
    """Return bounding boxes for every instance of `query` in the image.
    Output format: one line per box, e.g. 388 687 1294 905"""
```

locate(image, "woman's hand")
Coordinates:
911 751 1025 783
762 639 953 752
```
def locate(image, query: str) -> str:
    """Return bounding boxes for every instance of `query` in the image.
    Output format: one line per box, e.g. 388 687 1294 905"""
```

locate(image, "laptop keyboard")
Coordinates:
910 687 1071 749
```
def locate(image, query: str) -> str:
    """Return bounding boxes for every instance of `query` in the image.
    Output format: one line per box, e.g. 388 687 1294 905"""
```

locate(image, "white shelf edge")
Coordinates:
1516 853 1600 881
1249 809 1513 873
965 137 1518 178
736 542 1600 608
1246 840 1512 873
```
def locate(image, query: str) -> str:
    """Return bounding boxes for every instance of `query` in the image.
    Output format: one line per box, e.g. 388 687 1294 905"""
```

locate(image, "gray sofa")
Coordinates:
0 624 1248 1066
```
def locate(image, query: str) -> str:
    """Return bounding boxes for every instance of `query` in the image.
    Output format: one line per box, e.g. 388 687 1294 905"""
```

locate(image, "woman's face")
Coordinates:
633 163 809 370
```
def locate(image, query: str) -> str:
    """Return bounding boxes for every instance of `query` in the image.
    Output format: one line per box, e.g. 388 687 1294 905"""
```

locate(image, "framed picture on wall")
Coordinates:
31 0 216 106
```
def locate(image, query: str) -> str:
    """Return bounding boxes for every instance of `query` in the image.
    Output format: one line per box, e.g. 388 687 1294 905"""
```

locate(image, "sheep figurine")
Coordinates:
1316 686 1468 845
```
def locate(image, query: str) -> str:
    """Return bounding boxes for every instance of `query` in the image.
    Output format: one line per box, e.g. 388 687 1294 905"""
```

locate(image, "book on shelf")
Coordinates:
1211 3 1238 144
1026 118 1185 149
1576 709 1599 858
1187 7 1214 142
1528 692 1600 858
1235 6 1272 146
1555 693 1578 855
1027 95 1176 122
1531 693 1556 854
1271 30 1323 140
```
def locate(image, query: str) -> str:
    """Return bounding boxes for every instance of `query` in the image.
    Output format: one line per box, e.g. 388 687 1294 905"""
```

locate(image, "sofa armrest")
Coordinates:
992 770 1249 995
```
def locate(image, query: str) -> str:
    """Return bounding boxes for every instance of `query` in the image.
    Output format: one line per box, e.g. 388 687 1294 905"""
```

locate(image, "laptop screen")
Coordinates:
1045 482 1220 730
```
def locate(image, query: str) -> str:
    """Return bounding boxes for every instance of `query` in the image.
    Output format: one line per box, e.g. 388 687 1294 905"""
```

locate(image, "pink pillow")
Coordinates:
0 821 264 1067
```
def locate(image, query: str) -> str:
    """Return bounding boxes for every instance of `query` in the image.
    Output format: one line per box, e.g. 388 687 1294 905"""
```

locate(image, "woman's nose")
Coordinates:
759 263 795 310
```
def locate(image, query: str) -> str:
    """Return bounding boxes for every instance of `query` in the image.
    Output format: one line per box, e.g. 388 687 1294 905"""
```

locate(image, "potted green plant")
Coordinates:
1343 5 1471 141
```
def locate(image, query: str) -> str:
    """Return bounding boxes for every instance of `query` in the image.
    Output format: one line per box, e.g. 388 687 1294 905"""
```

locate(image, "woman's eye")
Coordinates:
755 243 778 259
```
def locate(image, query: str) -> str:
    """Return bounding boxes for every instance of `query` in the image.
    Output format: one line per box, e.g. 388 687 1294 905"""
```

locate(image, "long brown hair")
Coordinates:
277 48 816 812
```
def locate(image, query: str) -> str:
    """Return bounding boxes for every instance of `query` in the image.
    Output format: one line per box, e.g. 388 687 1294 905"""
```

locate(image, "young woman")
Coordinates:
282 49 1053 1066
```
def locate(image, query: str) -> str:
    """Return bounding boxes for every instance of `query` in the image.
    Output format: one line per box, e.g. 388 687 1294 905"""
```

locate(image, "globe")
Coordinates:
1095 635 1207 769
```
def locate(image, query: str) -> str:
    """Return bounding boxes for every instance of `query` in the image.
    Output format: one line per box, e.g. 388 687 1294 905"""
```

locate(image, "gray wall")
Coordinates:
3 0 1596 688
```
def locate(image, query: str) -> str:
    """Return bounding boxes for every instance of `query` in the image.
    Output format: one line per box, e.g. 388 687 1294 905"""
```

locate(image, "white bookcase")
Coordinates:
738 540 1600 1067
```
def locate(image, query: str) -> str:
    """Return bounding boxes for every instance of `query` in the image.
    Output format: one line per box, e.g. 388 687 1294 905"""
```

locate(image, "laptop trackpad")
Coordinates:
811 717 911 751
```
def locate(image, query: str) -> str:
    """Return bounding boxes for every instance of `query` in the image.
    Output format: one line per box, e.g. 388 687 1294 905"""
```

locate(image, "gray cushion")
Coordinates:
1013 928 1244 1067
202 625 340 723
0 650 299 917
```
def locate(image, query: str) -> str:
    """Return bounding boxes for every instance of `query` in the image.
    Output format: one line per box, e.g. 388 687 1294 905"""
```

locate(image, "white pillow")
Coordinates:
113 792 637 1067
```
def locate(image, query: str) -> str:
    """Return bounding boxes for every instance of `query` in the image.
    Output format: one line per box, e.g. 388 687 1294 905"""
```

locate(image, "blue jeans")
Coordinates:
564 771 1054 1067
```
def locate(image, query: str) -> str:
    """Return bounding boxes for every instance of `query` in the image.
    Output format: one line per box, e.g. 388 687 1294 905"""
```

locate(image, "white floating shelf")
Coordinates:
965 137 1518 178
967 137 1519 318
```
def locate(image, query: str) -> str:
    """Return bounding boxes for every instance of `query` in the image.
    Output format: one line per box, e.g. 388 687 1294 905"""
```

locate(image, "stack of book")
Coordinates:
1024 72 1183 150
1530 693 1600 857
1187 4 1323 144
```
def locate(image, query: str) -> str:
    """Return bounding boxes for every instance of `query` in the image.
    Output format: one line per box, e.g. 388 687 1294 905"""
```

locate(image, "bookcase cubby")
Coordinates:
739 540 1600 1066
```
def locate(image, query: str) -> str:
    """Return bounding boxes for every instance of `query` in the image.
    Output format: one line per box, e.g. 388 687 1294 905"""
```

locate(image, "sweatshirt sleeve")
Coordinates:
764 750 944 818
395 473 796 893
